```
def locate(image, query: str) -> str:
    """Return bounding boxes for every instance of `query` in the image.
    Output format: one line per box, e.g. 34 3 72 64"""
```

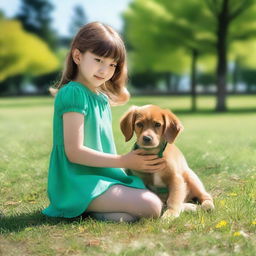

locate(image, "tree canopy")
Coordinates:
0 19 59 82
16 0 57 49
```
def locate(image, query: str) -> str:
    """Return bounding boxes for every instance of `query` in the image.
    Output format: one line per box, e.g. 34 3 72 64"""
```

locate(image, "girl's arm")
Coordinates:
63 112 166 172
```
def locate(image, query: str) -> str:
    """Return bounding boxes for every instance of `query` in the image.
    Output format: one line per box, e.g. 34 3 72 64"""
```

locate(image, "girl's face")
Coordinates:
74 50 117 92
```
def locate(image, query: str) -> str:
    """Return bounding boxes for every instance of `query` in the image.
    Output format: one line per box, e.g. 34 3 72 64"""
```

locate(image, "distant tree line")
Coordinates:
1 0 256 112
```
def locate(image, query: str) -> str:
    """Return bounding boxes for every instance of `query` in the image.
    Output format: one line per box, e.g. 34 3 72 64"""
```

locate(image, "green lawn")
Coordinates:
0 95 256 256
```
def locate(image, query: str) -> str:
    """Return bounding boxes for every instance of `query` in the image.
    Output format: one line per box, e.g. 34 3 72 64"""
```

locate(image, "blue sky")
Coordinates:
0 0 132 36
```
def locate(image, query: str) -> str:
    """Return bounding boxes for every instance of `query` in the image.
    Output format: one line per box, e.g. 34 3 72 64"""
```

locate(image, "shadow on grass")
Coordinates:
0 210 86 234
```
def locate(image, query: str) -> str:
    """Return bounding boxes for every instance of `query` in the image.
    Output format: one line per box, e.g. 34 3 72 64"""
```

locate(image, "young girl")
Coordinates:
42 22 166 222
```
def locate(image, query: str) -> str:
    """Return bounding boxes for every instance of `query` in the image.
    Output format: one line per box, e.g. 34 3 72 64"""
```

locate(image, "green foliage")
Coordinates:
212 1 256 68
0 19 59 82
197 72 215 87
230 39 256 68
124 0 256 77
16 0 57 49
124 0 216 74
240 68 256 91
204 0 256 111
123 0 188 73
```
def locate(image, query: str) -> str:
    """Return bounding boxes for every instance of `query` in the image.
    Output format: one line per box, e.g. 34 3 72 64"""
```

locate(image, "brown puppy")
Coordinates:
120 105 214 218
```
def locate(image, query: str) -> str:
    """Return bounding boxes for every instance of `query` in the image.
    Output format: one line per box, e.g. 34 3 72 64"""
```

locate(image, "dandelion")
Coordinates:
78 226 87 233
215 220 227 229
228 192 237 197
233 231 249 238
252 220 256 225
233 231 241 237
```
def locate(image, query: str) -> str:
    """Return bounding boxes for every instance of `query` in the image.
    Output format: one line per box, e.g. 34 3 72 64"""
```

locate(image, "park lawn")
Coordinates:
0 95 256 256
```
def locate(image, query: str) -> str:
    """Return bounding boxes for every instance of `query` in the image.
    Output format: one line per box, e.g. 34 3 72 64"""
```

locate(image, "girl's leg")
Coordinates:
86 185 163 222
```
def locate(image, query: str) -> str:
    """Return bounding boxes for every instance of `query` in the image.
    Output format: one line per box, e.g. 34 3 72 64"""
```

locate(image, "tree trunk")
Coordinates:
191 49 198 111
165 72 172 92
169 75 180 93
232 59 239 93
173 77 179 93
215 0 229 112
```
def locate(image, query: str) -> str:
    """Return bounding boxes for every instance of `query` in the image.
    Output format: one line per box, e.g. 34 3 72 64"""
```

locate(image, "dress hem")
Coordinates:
42 182 147 219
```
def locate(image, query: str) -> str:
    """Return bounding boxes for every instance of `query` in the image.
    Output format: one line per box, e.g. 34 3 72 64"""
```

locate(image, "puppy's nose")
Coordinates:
143 135 152 143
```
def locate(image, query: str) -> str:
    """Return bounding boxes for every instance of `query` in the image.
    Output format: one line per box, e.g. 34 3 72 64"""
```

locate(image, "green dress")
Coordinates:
42 81 146 218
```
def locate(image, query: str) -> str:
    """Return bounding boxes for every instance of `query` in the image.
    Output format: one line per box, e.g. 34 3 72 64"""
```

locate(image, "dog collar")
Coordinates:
133 141 168 158
131 142 168 194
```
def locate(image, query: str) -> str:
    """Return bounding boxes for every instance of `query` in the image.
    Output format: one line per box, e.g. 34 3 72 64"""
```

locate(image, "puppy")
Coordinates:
120 105 214 218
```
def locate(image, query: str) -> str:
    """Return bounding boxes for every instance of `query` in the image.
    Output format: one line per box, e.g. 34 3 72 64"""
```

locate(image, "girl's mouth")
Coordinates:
94 75 104 80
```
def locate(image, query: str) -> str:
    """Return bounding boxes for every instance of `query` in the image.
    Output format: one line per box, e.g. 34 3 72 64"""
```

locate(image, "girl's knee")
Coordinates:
139 191 163 218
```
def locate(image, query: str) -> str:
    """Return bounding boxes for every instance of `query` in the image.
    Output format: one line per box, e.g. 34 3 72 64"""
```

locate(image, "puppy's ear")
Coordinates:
120 106 138 142
163 109 184 144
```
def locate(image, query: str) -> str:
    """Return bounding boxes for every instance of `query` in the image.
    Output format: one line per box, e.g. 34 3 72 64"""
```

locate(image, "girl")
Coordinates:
42 22 166 222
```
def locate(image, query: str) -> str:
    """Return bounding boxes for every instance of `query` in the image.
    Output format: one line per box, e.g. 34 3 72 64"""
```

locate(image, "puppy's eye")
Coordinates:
154 122 161 128
136 122 143 128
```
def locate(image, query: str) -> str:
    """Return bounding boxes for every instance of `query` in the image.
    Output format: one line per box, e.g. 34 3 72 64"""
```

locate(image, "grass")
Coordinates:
0 95 256 256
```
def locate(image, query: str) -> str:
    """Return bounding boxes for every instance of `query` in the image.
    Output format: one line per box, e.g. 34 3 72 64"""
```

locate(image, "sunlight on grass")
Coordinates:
0 95 256 255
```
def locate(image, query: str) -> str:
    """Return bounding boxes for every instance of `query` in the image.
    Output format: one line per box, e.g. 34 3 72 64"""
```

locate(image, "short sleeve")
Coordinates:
55 85 88 116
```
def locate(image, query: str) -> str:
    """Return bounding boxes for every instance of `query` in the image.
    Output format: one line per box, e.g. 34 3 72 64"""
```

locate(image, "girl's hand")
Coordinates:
121 149 167 173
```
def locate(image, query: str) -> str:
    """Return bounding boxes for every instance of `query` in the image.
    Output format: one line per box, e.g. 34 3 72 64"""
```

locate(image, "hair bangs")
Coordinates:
91 39 125 63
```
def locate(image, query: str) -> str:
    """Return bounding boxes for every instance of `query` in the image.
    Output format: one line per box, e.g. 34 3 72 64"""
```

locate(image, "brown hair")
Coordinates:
51 21 129 105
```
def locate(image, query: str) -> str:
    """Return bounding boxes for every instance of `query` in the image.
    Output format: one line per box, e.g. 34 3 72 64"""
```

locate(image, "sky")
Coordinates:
0 0 132 36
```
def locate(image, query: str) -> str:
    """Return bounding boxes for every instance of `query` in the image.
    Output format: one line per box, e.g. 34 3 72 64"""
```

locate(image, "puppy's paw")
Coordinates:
201 199 215 211
182 203 197 212
161 209 180 219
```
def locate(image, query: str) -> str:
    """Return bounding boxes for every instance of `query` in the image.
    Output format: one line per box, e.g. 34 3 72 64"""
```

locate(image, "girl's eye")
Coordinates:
154 122 161 128
94 58 101 62
110 64 117 68
136 122 143 128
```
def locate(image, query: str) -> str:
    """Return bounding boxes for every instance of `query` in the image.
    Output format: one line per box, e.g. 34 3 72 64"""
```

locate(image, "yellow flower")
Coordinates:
215 220 227 229
252 220 256 225
78 226 87 233
233 231 241 237
228 193 237 197
233 230 249 238
220 200 226 206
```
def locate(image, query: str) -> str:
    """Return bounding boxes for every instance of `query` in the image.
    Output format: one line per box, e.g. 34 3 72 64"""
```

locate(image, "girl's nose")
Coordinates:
98 65 108 74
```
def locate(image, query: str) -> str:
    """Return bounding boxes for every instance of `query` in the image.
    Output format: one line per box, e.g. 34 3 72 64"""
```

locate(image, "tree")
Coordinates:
0 19 59 94
230 39 256 92
14 0 60 94
125 0 256 111
240 68 256 92
124 0 191 73
205 0 256 111
124 0 215 111
16 0 57 49
69 5 88 36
